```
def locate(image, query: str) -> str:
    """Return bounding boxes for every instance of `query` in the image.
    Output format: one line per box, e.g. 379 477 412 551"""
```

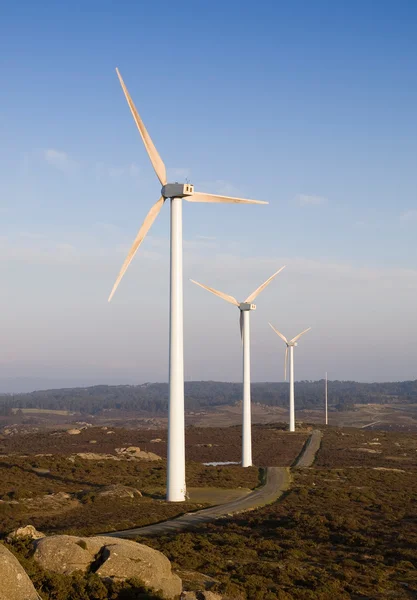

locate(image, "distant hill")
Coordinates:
0 380 416 415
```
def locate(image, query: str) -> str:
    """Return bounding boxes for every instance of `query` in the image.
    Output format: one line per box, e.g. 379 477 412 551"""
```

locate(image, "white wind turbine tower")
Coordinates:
108 69 267 502
191 267 285 467
269 324 311 432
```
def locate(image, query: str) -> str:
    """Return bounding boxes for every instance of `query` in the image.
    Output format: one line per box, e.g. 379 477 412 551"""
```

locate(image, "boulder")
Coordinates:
34 535 181 599
67 428 81 435
115 446 161 461
34 535 103 574
6 525 45 542
0 544 39 600
181 593 222 600
97 484 142 499
96 536 182 597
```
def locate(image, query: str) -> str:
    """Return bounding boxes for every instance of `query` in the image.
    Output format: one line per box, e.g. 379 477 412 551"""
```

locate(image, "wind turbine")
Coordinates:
108 69 267 502
269 324 311 432
191 267 285 467
325 372 328 425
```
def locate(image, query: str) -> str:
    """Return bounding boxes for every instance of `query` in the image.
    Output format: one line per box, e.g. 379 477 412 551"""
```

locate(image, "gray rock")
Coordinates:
34 535 181 599
97 484 142 499
181 593 222 600
6 525 45 542
0 543 39 600
34 535 103 575
115 446 162 461
97 537 182 598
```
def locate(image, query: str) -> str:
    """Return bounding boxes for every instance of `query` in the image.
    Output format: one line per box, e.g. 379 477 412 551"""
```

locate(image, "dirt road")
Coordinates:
102 429 322 538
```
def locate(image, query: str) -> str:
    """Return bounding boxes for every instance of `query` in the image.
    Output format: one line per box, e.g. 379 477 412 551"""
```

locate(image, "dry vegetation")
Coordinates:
0 424 309 465
0 455 260 536
315 427 417 469
0 424 309 537
144 459 417 598
3 536 166 599
3 425 415 599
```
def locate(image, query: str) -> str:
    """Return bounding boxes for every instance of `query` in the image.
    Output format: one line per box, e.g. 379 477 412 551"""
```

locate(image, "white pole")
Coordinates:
325 371 328 425
289 345 295 432
242 310 252 467
167 197 186 501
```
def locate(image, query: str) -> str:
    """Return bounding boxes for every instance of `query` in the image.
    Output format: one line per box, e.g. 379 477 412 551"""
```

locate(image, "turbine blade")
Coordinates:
190 279 239 307
245 266 286 303
239 310 244 344
186 191 267 205
108 196 165 301
268 323 288 344
284 346 288 381
116 68 167 186
290 327 312 344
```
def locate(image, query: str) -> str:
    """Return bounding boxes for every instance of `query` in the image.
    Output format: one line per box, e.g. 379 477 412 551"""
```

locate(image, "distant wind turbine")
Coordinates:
191 267 285 466
108 69 268 502
269 324 311 432
325 372 328 425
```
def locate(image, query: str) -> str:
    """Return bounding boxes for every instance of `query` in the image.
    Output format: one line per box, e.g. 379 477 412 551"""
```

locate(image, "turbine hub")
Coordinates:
240 302 256 311
162 183 194 199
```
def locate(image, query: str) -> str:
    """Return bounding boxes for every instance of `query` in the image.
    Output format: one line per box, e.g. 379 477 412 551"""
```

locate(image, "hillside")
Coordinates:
1 380 417 416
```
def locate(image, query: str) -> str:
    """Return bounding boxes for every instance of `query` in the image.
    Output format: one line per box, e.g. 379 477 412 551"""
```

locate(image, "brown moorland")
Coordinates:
315 427 417 469
0 424 309 465
0 424 310 537
143 463 417 598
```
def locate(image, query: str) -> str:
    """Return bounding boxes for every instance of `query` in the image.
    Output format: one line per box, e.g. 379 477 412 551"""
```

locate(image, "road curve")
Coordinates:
101 429 322 539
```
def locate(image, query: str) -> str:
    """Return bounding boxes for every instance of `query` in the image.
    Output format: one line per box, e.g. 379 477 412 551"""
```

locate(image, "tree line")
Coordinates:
0 379 416 416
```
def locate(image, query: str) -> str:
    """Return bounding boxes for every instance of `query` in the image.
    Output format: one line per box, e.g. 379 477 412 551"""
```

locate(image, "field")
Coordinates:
144 466 417 599
0 425 307 537
10 408 75 416
315 427 417 469
1 425 416 599
140 428 417 599
0 424 309 465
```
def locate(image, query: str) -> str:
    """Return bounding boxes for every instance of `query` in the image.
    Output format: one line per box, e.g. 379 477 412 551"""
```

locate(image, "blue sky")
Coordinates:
1 0 417 390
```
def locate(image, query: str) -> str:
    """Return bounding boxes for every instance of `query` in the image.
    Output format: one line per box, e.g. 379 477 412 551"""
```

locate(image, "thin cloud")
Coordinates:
296 194 327 207
43 149 77 173
167 168 191 181
108 163 140 178
199 180 243 197
3 231 417 292
399 209 417 222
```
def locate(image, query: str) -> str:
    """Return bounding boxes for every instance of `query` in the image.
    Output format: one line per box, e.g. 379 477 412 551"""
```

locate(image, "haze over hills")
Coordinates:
1 379 417 414
0 376 140 395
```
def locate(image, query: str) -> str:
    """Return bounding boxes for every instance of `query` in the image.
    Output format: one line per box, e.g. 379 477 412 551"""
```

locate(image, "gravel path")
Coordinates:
101 429 322 538
293 429 323 468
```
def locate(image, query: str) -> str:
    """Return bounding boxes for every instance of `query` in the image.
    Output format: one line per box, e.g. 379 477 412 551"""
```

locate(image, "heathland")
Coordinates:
0 423 416 599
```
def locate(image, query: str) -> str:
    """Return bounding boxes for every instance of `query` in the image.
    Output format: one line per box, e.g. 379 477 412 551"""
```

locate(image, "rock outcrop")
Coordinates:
181 592 222 600
115 446 162 460
6 525 44 542
0 544 39 600
34 535 181 599
97 484 142 498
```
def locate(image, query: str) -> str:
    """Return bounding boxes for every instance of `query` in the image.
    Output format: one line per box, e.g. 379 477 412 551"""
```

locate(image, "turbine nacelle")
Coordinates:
162 183 194 199
240 302 256 311
269 323 311 380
